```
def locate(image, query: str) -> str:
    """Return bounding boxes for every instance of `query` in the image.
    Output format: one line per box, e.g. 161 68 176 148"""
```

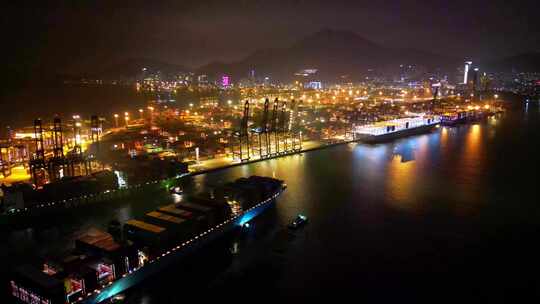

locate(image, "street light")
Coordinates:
139 108 144 119
114 114 119 127
73 121 82 147
124 113 129 126
147 106 154 126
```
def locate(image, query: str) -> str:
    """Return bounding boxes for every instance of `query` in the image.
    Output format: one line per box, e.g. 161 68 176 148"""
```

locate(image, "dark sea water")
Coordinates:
2 96 540 302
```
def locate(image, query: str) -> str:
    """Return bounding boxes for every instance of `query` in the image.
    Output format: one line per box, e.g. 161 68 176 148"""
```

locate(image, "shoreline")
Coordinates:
3 112 499 218
0 138 351 220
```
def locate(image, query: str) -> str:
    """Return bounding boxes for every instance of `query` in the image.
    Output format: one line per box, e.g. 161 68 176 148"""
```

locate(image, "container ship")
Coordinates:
354 116 441 143
440 110 487 126
9 175 286 304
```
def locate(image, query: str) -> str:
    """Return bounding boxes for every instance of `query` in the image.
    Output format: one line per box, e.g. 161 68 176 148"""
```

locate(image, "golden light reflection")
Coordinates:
413 135 430 163
0 165 31 184
213 154 310 219
386 154 417 210
463 124 482 167
440 127 449 149
453 124 484 213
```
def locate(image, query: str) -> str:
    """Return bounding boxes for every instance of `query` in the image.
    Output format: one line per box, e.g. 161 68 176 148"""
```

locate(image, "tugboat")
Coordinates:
288 214 308 230
109 294 125 303
169 186 183 195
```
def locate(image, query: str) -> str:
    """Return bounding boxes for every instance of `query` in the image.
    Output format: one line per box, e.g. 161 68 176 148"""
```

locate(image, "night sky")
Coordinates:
3 0 540 78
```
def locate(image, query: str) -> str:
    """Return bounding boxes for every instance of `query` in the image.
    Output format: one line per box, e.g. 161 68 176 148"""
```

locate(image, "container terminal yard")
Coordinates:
0 84 504 216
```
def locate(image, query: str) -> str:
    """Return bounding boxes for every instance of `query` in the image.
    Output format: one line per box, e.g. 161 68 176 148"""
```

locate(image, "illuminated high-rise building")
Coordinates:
197 74 208 84
472 68 479 91
305 81 322 90
221 75 230 88
463 61 472 84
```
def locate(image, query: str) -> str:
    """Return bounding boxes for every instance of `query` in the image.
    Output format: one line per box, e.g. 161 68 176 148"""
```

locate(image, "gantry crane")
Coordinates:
232 100 250 161
29 119 47 186
47 117 67 181
270 98 279 156
290 99 303 151
0 145 10 177
279 101 288 153
252 98 271 158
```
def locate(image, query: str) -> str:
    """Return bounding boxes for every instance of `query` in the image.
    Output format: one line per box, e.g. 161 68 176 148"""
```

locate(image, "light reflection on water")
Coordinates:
386 154 418 210
440 127 449 148
457 124 485 209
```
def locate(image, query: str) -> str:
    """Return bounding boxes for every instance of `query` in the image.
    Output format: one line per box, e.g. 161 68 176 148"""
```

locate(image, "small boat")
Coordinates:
169 186 183 195
110 294 125 303
288 214 308 230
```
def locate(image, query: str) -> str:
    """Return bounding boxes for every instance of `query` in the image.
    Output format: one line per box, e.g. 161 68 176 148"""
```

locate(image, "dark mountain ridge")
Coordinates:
197 28 459 82
93 29 540 82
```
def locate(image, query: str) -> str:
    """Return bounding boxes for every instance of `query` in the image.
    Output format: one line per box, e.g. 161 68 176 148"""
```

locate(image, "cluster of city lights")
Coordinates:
112 107 155 128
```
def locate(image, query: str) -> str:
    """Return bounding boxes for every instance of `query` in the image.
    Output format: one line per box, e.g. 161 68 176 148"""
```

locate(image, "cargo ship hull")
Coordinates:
82 189 282 304
440 117 467 126
441 111 490 126
356 123 438 144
